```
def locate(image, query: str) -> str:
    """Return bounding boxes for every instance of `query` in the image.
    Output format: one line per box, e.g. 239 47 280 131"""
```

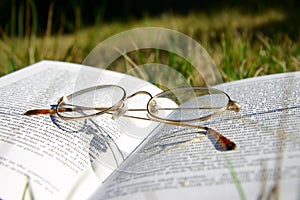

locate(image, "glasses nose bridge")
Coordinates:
125 90 153 100
126 90 154 112
110 90 154 120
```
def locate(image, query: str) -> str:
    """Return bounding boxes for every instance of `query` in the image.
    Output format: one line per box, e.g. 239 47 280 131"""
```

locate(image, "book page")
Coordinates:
0 60 161 199
90 72 300 200
0 166 30 200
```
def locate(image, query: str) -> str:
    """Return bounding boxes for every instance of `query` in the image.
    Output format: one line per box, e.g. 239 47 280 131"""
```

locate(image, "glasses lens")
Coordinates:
147 87 229 122
57 85 125 119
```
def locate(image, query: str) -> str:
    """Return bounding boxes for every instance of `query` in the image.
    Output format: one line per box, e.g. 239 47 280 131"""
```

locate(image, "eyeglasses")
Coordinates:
25 85 241 151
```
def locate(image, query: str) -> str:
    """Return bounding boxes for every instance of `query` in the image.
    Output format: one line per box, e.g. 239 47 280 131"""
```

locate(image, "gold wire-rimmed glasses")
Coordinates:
25 85 241 151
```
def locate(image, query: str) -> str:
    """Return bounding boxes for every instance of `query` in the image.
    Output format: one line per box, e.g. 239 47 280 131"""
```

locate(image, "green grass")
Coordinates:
1 8 299 84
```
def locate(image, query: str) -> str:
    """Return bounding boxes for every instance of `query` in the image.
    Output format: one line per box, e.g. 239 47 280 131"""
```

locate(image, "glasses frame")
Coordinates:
55 85 241 129
24 85 241 151
57 85 127 120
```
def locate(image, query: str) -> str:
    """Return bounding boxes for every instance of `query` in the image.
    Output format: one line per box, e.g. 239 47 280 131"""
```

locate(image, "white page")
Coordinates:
0 60 161 199
89 72 300 200
0 166 30 200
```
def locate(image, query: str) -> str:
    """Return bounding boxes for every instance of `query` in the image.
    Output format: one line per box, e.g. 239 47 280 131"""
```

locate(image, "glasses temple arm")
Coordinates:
227 100 241 112
163 121 236 151
24 108 58 116
24 106 107 116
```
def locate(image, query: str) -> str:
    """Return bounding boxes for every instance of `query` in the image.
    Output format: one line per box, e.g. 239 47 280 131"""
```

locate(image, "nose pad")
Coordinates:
111 103 128 120
148 100 158 114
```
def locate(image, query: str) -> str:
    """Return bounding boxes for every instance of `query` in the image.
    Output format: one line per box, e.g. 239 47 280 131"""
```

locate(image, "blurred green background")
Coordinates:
0 0 299 82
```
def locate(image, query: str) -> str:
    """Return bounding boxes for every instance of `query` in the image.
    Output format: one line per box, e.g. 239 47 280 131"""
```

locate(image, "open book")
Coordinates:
0 60 299 199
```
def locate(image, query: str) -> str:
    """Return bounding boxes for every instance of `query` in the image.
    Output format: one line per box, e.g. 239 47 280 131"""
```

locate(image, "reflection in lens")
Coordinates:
57 85 126 119
148 87 229 122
